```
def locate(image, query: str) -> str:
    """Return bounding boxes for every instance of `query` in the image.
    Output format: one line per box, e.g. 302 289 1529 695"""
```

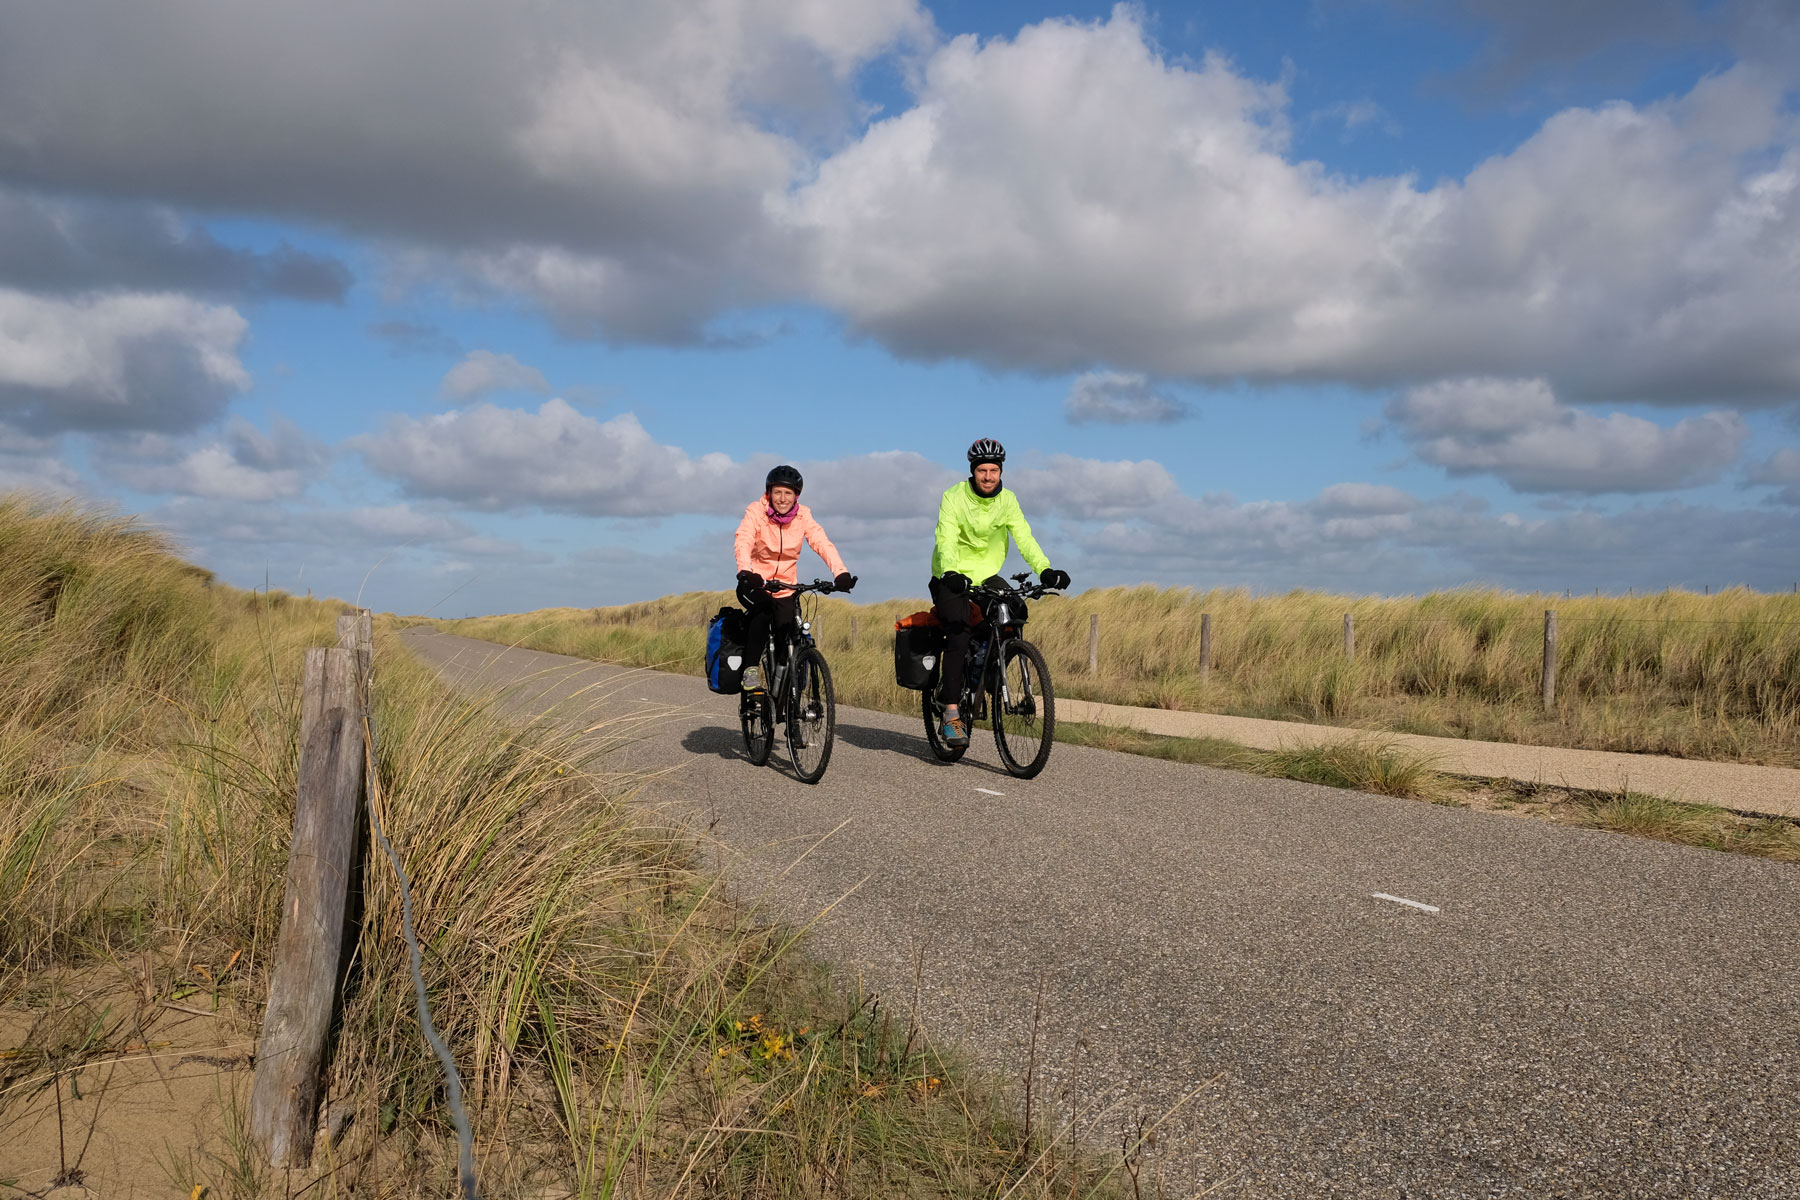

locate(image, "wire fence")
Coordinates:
364 710 478 1200
251 614 480 1193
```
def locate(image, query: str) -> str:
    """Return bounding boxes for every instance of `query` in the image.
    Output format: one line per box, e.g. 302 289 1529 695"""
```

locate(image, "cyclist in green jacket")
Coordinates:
930 438 1071 746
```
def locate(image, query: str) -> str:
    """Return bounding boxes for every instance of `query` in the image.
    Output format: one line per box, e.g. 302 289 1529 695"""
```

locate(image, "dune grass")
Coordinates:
439 583 1800 766
1 493 1152 1196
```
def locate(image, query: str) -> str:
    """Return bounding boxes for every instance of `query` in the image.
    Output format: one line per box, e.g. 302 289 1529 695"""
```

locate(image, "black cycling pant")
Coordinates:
928 575 975 706
739 584 798 669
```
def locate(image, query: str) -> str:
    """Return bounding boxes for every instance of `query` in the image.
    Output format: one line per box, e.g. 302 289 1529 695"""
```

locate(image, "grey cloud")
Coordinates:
1401 0 1800 98
0 186 350 301
95 417 330 501
1385 378 1749 493
1053 483 1800 596
354 400 752 516
1309 483 1419 516
0 0 928 341
1065 371 1187 424
355 401 973 522
1010 455 1185 521
1402 0 1700 97
439 350 552 403
369 320 461 357
0 428 82 495
785 450 957 520
0 289 250 434
1746 446 1800 504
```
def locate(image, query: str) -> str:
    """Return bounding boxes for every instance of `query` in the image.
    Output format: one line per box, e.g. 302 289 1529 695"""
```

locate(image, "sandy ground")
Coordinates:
1 960 257 1196
1058 697 1800 819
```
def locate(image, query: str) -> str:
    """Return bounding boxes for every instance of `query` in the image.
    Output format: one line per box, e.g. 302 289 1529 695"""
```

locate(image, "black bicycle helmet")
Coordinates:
967 438 1006 466
765 464 804 494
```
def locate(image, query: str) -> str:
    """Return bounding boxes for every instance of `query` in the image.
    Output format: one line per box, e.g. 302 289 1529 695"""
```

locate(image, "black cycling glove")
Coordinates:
737 569 765 589
940 571 970 594
1040 567 1071 590
833 572 857 592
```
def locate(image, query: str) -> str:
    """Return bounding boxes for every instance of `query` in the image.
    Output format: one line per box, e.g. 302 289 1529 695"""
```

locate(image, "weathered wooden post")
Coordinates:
850 615 858 650
250 643 368 1167
1198 613 1213 680
1343 613 1355 662
1541 609 1558 711
1087 613 1100 674
338 609 372 684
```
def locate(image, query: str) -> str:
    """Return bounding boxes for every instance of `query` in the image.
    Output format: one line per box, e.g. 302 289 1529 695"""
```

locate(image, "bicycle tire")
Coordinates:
786 646 835 784
993 639 1054 778
740 686 774 766
921 678 969 763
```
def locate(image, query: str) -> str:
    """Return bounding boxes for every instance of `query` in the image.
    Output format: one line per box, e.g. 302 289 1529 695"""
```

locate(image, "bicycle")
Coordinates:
922 572 1060 778
738 578 839 784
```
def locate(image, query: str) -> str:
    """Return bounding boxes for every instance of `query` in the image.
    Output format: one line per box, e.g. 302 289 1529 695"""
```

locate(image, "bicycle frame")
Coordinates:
948 582 1036 714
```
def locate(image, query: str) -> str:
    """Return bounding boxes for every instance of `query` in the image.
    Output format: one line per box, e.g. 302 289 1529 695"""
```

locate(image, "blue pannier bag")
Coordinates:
706 607 749 694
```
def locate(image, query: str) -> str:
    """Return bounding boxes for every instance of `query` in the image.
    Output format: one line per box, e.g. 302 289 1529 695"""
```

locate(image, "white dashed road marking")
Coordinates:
975 787 1005 796
1373 893 1440 913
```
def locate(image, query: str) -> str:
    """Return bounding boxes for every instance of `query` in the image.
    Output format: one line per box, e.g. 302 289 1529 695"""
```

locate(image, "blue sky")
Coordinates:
1 0 1797 614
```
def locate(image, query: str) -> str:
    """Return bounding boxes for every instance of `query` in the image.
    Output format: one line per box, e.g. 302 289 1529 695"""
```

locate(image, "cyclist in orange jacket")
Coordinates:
735 464 856 690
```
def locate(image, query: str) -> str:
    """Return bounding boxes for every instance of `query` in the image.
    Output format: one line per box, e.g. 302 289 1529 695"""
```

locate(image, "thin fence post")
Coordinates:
1199 613 1212 680
1087 613 1100 674
1542 609 1557 711
251 646 367 1168
850 615 858 650
1343 613 1355 663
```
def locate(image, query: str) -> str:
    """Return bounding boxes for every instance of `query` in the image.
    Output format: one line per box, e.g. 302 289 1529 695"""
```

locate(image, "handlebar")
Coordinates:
977 573 1060 601
760 577 838 596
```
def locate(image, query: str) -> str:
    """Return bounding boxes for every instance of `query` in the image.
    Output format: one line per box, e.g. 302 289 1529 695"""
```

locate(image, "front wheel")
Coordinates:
993 639 1054 778
740 686 774 766
786 647 835 783
921 680 967 763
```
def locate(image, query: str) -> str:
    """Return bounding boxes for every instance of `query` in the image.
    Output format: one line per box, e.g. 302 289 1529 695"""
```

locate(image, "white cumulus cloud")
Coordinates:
0 289 249 434
1386 378 1749 493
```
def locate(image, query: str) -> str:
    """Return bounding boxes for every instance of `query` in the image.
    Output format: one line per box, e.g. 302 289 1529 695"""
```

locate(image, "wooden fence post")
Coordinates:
1199 613 1212 680
250 645 368 1167
1343 613 1355 663
1541 610 1557 711
1087 613 1100 674
337 609 372 685
850 615 858 650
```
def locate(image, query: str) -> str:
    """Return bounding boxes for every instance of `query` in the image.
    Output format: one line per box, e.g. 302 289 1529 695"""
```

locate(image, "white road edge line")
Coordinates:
1372 892 1440 913
975 787 1006 796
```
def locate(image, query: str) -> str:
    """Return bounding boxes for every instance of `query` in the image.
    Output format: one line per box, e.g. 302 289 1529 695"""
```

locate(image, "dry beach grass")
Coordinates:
0 494 1154 1197
440 583 1800 767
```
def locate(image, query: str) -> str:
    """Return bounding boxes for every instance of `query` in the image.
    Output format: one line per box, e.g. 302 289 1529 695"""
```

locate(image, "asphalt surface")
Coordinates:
402 629 1800 1200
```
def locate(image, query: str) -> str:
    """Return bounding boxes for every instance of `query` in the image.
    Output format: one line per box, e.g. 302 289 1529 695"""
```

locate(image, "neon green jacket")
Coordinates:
931 482 1050 580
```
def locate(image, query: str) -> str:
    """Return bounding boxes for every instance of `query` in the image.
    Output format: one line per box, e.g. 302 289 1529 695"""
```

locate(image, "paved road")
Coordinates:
403 629 1800 1200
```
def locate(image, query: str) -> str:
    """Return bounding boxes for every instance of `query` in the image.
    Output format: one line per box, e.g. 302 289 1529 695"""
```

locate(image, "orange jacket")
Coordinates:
734 499 847 587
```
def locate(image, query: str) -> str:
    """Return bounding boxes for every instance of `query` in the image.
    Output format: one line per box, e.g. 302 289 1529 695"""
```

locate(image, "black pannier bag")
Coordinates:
893 620 945 691
705 606 749 694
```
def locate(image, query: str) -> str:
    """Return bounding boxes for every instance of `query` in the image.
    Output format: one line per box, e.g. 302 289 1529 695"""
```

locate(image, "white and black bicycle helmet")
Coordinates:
967 438 1006 467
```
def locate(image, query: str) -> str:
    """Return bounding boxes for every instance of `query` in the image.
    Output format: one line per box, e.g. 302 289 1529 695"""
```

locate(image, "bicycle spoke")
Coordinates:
993 639 1055 778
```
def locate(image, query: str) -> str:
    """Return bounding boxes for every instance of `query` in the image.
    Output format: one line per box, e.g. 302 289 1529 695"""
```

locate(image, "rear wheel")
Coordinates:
993 639 1054 778
786 647 835 783
740 684 774 766
921 679 968 763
